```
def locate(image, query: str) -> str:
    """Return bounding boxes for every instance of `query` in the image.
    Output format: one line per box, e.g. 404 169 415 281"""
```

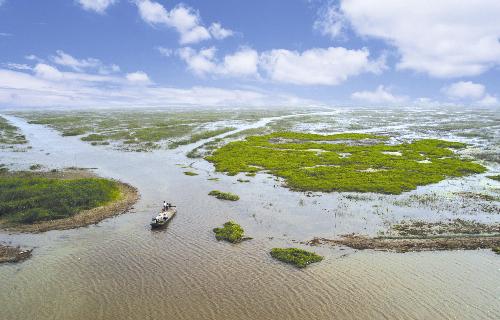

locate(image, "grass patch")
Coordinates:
237 178 250 183
206 132 486 194
208 190 239 201
0 172 121 224
487 175 500 182
270 248 323 268
0 116 27 145
213 221 249 243
183 171 198 176
493 247 500 254
207 177 220 181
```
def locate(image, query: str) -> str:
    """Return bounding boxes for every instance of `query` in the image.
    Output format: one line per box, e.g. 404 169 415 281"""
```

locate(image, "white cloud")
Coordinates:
209 22 234 40
314 4 346 39
0 66 315 108
220 48 258 76
136 0 231 45
259 47 385 85
477 94 498 107
340 0 500 77
442 81 485 100
77 0 117 14
177 47 217 75
351 85 407 105
2 63 32 70
178 47 259 78
126 71 151 84
51 50 120 74
157 46 173 57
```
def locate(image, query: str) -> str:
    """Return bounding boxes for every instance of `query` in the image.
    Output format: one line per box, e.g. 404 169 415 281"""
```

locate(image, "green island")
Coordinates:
206 132 486 194
0 169 138 232
270 248 323 268
213 221 249 243
0 116 27 145
487 175 500 182
208 190 240 201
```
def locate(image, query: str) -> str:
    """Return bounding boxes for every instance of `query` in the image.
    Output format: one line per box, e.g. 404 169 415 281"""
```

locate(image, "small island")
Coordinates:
213 221 249 243
0 168 139 233
208 190 240 201
0 244 32 264
270 248 323 268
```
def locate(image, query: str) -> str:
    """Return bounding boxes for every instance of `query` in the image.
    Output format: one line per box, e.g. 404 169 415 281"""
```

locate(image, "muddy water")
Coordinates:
0 114 499 320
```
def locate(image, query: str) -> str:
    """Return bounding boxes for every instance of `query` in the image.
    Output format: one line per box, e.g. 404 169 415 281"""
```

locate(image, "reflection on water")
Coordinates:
0 111 499 320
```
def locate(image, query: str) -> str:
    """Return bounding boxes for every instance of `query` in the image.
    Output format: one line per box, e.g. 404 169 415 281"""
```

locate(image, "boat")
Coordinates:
150 206 177 229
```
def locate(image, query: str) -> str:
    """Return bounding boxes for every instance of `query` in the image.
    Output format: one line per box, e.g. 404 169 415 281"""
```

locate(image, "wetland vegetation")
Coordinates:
0 116 27 146
0 169 138 232
213 221 249 243
270 248 323 268
207 132 486 194
208 190 240 201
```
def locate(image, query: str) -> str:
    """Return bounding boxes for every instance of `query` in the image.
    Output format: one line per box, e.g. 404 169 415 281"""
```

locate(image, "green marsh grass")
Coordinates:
0 175 121 224
206 132 486 194
208 190 239 201
213 221 246 243
270 248 323 268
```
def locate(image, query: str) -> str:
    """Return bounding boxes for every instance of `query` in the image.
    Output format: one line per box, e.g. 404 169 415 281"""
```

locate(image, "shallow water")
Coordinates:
1 111 499 320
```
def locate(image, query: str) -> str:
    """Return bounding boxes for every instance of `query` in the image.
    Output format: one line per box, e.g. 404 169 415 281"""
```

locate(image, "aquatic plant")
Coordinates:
270 248 323 268
0 174 121 224
184 171 198 176
206 132 486 194
213 221 246 243
29 164 43 170
487 175 500 182
237 178 250 183
208 190 240 201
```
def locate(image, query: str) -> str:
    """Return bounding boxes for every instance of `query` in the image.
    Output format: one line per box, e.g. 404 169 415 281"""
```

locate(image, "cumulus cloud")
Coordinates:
340 0 500 77
177 46 384 85
209 22 234 40
351 85 407 105
0 65 315 108
259 47 385 85
177 47 258 78
442 81 485 100
51 50 120 74
135 0 232 45
77 0 117 14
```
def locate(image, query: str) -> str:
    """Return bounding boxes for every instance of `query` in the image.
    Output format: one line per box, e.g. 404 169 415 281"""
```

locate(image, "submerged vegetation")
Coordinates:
270 248 323 268
208 190 240 201
0 116 27 145
0 171 121 225
488 175 500 182
213 221 249 243
183 171 198 176
206 132 486 194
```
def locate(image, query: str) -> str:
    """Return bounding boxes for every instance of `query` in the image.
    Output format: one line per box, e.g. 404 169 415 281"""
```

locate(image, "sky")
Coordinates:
0 0 499 109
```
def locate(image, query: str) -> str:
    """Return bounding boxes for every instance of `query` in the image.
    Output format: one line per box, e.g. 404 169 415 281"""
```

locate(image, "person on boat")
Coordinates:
163 201 167 211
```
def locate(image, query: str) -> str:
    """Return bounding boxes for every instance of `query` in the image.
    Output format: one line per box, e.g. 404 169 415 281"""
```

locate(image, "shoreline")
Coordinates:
0 169 140 233
308 234 500 253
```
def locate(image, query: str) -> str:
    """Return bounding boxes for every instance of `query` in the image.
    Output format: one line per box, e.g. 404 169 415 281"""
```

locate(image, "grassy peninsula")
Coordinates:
0 169 138 232
206 132 486 194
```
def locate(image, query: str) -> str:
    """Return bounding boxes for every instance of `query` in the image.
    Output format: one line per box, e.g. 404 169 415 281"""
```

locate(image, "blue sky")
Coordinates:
0 0 499 108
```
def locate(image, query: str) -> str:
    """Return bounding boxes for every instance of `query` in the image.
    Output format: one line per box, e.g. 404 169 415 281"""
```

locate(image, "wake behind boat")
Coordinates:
151 203 176 229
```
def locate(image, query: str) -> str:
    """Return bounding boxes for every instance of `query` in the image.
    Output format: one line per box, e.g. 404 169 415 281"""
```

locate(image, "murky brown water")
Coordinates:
1 113 499 320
